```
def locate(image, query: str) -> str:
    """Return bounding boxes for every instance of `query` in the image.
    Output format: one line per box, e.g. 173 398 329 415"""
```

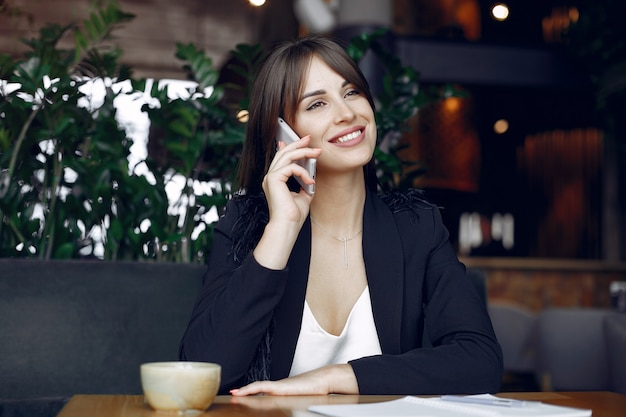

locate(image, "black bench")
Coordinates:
0 259 204 417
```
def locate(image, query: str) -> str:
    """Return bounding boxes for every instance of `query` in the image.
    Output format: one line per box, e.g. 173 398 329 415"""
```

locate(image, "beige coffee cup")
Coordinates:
140 361 221 413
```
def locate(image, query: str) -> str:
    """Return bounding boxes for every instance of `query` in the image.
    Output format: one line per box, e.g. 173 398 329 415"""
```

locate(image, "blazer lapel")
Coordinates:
270 218 311 379
363 190 405 355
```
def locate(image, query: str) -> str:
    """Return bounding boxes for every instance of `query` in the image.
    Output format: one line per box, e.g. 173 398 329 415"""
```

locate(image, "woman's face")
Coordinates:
291 56 376 175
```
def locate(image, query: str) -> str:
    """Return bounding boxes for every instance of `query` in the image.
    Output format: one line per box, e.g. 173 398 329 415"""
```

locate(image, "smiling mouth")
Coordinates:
333 130 362 144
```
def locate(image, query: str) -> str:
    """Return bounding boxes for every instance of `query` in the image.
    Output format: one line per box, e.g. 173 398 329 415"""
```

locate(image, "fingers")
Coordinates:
270 136 321 177
230 378 313 396
230 382 275 396
229 383 300 396
263 135 320 204
260 135 321 230
229 365 357 397
228 368 332 396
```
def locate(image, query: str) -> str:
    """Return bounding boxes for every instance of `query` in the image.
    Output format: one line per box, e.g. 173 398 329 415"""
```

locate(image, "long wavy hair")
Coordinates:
236 35 378 195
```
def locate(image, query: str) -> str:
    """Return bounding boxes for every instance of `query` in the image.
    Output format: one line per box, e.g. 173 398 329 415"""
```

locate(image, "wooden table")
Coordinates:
56 391 626 417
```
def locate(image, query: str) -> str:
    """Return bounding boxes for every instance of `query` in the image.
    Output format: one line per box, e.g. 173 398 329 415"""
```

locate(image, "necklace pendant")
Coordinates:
310 217 361 270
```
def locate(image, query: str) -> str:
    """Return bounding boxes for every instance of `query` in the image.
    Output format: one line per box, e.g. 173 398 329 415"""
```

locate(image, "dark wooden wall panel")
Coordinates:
0 0 259 79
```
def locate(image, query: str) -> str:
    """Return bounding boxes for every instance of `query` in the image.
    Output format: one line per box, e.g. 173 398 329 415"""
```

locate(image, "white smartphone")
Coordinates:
276 117 316 195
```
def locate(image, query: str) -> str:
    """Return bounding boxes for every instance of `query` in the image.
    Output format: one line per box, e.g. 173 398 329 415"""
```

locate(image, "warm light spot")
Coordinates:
569 7 579 23
237 109 249 123
443 97 461 112
249 0 266 6
491 3 510 21
493 119 509 134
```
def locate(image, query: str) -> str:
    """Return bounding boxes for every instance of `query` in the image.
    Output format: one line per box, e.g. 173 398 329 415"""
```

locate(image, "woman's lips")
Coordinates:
329 128 365 147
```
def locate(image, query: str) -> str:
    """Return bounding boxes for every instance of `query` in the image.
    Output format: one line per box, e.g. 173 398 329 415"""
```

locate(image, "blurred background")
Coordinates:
1 0 624 262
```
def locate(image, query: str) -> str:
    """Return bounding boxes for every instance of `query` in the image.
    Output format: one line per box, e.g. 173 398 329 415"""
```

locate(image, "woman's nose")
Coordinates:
334 101 357 124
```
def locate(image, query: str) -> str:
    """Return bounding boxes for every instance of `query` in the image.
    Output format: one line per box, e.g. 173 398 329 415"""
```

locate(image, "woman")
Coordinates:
179 35 503 396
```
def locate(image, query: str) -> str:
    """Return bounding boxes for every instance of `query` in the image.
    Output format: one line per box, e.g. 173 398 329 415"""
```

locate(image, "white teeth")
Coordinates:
336 130 361 143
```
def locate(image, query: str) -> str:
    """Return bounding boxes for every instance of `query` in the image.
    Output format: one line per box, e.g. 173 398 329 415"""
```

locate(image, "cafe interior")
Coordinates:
1 0 625 416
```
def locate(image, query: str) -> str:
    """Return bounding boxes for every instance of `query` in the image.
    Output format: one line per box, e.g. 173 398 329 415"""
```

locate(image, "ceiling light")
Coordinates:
491 3 510 21
249 0 266 7
493 119 509 134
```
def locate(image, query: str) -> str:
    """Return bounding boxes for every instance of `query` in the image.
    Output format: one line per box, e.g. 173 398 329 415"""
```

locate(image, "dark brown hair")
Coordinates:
236 35 378 194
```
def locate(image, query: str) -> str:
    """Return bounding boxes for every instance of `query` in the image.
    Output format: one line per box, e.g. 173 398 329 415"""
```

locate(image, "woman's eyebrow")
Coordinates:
301 89 325 100
300 80 351 102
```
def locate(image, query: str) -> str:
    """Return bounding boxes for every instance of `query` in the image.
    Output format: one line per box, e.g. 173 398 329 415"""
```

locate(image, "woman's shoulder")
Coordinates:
376 189 447 245
224 192 269 230
220 192 268 263
226 191 268 217
377 188 438 217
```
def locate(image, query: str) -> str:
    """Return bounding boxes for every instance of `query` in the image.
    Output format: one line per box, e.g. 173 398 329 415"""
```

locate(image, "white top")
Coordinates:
289 286 382 376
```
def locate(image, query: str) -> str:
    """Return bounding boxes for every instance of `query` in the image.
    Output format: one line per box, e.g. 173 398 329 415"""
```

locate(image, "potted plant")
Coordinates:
0 2 247 262
1 3 440 264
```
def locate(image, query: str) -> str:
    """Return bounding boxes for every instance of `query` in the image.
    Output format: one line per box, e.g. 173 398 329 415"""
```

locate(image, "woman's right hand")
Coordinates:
253 136 321 270
263 135 321 224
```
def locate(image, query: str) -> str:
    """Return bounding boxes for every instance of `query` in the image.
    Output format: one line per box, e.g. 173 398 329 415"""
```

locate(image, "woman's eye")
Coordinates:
306 101 324 111
345 89 360 98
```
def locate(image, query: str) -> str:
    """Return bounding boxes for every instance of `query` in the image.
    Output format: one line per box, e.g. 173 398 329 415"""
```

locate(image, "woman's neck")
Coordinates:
309 170 367 236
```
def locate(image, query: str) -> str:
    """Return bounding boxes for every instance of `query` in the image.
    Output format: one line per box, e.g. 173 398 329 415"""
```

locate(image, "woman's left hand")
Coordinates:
229 364 358 396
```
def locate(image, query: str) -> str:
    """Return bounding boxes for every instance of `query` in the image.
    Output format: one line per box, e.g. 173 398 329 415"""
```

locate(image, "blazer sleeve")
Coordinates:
178 200 288 392
349 204 503 395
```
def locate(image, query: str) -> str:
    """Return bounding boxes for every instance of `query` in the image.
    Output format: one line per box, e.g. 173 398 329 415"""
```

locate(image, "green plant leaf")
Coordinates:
0 53 17 79
53 242 75 259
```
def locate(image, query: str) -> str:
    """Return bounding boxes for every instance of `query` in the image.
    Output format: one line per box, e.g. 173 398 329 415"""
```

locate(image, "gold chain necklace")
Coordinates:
310 217 362 269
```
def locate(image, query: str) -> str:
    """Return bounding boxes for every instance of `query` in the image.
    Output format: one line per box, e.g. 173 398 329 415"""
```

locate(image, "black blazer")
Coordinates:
179 189 503 395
